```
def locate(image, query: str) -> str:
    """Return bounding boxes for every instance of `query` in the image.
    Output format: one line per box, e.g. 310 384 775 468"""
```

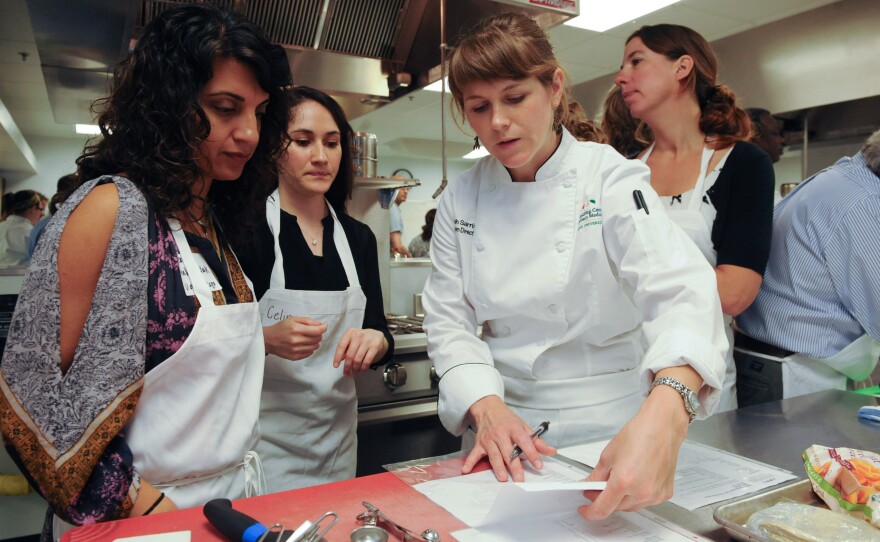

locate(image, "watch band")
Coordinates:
650 377 698 423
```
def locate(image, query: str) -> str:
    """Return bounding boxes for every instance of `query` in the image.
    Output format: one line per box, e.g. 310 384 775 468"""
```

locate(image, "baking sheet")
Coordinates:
712 479 825 542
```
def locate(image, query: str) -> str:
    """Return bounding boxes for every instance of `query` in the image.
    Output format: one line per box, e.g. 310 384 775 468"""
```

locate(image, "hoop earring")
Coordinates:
473 136 481 150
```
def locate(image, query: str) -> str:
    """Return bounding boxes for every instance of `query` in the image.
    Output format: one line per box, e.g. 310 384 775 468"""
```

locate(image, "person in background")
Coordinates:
0 5 291 539
747 108 785 164
0 192 13 221
609 24 776 412
600 85 645 159
408 208 436 258
389 186 412 257
27 173 79 257
0 190 47 266
234 86 393 492
735 129 880 406
423 11 727 521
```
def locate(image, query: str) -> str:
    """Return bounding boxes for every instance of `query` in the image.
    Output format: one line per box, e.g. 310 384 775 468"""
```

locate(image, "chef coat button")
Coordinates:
548 304 559 314
563 181 573 188
481 303 488 310
537 338 546 346
502 326 510 337
476 242 485 251
555 242 565 253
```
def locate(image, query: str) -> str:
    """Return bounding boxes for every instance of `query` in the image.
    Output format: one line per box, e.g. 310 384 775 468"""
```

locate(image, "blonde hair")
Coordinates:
447 11 604 143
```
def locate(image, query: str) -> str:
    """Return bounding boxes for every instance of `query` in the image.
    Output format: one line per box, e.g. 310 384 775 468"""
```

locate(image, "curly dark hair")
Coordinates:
284 86 354 214
72 4 292 240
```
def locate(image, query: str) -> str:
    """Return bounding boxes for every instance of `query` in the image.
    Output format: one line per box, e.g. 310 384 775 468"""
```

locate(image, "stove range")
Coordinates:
354 314 435 418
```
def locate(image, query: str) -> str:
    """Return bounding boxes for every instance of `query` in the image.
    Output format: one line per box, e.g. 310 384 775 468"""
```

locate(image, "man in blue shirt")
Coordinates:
389 187 411 257
735 130 880 407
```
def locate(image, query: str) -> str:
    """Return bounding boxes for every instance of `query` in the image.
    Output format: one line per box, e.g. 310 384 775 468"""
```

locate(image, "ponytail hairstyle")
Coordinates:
420 208 437 242
625 24 751 149
447 11 605 143
601 85 646 158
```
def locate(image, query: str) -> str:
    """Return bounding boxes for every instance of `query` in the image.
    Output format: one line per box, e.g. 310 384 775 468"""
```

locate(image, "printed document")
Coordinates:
412 456 708 541
558 439 798 510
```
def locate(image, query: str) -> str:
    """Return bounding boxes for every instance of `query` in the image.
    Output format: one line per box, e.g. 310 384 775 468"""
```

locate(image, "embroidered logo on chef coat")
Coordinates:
454 218 475 236
577 198 602 230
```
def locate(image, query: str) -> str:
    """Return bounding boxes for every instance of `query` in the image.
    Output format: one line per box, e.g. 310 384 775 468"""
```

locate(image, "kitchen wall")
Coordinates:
376 155 473 251
5 135 88 195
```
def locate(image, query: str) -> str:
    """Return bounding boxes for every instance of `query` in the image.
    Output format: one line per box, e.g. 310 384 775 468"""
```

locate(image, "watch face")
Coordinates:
685 390 700 412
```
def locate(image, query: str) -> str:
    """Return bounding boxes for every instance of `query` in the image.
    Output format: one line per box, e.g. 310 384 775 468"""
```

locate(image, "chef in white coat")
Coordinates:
236 86 393 492
422 12 728 522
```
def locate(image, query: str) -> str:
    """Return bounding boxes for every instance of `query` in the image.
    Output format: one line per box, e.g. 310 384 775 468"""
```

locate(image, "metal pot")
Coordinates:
352 132 378 178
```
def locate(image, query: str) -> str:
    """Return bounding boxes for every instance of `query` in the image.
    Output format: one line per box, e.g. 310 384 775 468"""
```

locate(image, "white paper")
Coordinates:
558 439 798 510
514 481 606 491
453 509 711 542
413 456 590 526
113 531 191 542
413 456 709 542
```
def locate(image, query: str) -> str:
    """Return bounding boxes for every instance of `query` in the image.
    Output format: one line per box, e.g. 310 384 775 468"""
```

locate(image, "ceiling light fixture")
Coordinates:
463 147 489 160
564 0 680 32
424 77 447 92
75 124 101 135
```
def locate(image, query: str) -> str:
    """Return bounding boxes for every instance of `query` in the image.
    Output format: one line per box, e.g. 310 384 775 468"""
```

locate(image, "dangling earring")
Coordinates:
473 136 481 150
551 106 562 134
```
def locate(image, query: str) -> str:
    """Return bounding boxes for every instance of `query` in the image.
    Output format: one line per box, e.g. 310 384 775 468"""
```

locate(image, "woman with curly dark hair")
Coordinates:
610 24 775 411
0 4 291 539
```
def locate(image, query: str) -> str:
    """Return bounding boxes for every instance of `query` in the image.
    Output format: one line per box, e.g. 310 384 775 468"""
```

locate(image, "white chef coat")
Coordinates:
422 130 728 446
640 144 738 412
0 215 34 266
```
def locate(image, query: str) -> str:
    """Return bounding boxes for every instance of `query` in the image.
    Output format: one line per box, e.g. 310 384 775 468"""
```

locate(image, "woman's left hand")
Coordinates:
578 384 690 520
333 328 388 375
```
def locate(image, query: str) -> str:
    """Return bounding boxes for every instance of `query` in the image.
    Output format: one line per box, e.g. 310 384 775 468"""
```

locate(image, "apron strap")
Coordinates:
167 218 215 307
265 189 361 291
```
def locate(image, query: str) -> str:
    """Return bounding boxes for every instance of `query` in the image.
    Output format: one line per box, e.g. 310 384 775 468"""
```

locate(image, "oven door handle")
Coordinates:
357 399 439 425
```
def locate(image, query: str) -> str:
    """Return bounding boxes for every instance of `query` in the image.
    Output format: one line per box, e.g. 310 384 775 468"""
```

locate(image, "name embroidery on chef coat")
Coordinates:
577 197 603 231
454 218 475 236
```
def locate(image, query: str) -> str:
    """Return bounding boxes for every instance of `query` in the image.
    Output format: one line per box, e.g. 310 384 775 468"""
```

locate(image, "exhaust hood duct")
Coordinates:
27 0 577 125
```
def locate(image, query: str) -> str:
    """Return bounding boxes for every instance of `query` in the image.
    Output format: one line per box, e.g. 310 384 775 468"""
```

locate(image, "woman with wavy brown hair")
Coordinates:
423 10 729 522
610 24 775 411
0 4 291 539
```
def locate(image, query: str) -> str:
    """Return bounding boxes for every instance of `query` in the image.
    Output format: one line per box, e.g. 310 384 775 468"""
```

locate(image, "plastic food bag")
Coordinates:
746 502 880 542
803 444 880 528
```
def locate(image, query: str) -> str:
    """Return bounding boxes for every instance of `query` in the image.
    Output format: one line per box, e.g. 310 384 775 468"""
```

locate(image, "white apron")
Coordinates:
641 145 737 411
256 190 366 493
782 334 880 398
55 220 266 539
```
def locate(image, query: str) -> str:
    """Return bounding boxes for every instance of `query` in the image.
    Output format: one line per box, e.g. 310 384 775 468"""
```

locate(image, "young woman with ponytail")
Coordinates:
610 24 775 411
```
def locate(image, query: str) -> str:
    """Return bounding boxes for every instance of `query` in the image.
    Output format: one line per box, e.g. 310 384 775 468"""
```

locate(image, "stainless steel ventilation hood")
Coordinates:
26 0 576 125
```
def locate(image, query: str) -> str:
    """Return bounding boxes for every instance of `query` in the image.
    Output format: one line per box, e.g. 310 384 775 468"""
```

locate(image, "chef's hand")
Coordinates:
333 328 388 375
263 317 327 360
579 370 698 520
463 395 556 483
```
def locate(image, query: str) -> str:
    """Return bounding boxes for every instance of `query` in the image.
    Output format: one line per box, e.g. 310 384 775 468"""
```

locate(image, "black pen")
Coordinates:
510 421 550 460
633 189 650 215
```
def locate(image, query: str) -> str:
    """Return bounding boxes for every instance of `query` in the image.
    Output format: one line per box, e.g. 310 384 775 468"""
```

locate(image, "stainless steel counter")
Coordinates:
647 390 880 540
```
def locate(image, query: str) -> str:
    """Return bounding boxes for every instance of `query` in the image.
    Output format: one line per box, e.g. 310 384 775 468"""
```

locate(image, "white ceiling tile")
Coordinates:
549 24 599 51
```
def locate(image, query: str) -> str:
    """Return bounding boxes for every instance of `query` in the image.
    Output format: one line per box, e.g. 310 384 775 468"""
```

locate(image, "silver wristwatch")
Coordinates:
650 377 700 423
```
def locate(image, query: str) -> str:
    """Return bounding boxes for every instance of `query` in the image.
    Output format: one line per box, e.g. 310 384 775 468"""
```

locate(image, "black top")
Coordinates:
705 141 776 275
234 208 394 364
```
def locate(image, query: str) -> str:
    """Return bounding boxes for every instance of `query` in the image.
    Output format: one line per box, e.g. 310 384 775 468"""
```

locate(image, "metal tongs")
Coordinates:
356 501 440 541
256 511 338 542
